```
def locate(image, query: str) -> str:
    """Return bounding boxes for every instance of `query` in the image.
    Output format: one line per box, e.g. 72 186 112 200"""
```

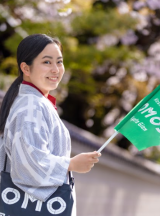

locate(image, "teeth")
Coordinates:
48 77 57 80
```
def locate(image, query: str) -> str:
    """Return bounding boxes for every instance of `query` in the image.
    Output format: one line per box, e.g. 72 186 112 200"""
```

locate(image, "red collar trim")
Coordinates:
22 81 57 110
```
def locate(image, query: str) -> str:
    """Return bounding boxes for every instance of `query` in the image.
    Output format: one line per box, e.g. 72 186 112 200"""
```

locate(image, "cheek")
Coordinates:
40 65 49 73
60 65 65 74
30 69 45 81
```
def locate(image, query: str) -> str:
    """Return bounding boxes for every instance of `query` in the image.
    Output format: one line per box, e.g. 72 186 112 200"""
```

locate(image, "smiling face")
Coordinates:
21 43 65 97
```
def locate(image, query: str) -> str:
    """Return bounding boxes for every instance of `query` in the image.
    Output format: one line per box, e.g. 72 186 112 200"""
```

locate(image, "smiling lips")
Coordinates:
47 77 58 81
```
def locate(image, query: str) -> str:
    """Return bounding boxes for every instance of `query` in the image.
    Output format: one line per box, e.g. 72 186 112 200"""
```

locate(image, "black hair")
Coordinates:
0 34 62 134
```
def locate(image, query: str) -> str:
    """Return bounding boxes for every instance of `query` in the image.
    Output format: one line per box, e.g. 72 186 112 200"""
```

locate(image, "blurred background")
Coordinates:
1 0 160 215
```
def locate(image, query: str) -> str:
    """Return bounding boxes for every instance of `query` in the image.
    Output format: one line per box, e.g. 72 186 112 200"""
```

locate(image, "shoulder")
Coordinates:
9 93 51 123
17 84 56 115
6 94 52 132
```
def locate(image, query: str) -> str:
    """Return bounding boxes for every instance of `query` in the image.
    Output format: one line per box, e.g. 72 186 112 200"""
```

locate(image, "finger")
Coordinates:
97 152 101 157
91 158 99 163
93 153 101 158
94 158 99 163
90 151 101 157
92 156 100 159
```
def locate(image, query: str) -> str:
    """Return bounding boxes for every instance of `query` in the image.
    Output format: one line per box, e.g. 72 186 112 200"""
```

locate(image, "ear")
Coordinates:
20 62 31 76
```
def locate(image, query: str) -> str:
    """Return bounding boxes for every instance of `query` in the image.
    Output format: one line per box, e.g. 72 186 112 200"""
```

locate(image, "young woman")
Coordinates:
0 34 101 215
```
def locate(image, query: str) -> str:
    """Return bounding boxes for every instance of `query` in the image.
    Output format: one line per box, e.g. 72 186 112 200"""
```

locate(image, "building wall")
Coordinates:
71 137 160 216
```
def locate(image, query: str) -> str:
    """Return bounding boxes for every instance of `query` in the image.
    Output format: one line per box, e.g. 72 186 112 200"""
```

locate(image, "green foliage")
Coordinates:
1 0 38 8
4 34 23 55
4 21 68 56
21 20 67 38
71 8 137 36
0 57 17 75
102 46 144 62
0 79 5 90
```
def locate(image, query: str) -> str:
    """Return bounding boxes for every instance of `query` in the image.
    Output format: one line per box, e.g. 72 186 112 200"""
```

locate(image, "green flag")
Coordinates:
114 85 160 151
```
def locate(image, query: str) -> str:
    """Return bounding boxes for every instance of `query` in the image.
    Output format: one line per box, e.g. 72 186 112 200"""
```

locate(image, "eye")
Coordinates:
57 60 63 64
44 61 51 64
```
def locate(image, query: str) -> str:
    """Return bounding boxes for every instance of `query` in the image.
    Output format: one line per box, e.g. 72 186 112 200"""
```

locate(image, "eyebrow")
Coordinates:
42 56 63 60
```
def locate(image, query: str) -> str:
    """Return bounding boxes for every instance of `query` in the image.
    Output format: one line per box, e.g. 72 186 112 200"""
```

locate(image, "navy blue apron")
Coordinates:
0 155 74 216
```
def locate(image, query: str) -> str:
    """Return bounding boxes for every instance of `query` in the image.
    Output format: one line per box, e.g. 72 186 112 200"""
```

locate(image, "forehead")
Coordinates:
38 43 62 58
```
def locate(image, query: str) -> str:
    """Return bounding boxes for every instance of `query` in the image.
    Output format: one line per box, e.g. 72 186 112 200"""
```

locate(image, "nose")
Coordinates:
51 63 59 73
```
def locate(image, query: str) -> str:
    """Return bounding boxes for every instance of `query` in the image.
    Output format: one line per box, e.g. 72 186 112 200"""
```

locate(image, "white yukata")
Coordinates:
0 83 76 215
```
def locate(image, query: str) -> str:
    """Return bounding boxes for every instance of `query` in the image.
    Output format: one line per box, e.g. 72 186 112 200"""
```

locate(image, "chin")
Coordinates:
52 84 59 89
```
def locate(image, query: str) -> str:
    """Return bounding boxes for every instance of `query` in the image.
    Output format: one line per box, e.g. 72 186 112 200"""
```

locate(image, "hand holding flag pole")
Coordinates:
97 85 160 153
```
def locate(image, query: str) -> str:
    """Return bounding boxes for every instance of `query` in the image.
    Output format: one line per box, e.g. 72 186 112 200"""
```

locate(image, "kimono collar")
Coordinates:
22 81 57 110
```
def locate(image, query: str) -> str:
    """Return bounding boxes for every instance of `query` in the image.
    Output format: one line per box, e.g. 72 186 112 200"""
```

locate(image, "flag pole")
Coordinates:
97 131 119 153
